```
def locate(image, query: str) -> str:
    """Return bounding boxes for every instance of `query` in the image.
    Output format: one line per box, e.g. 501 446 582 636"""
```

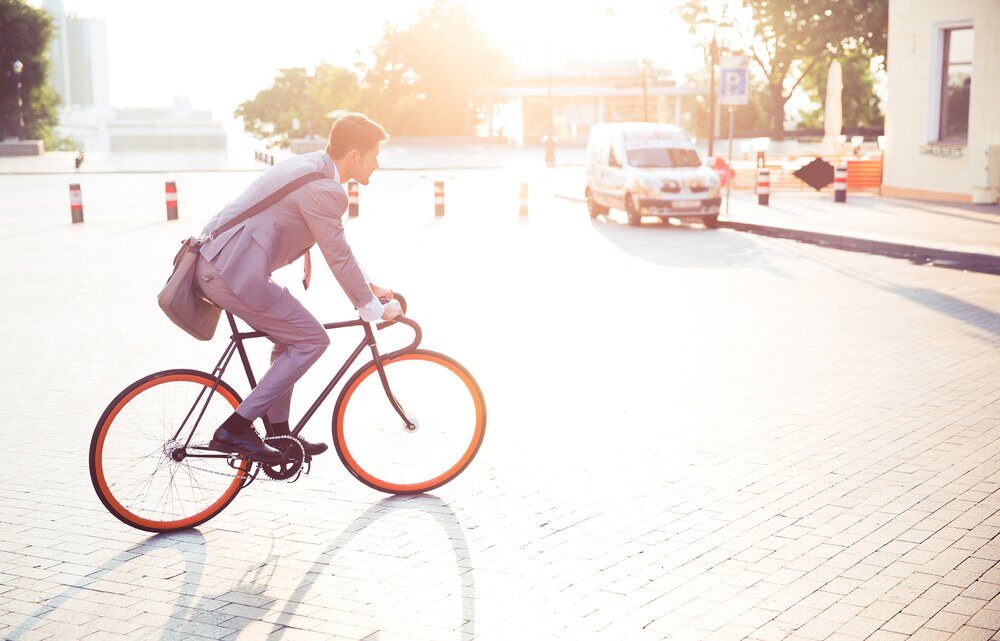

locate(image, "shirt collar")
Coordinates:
322 150 340 182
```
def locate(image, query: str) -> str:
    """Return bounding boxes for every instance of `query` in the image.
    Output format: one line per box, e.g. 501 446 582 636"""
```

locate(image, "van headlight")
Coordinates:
660 179 681 194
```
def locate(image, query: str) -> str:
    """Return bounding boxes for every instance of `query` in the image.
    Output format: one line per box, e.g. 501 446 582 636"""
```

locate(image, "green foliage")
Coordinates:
680 0 887 137
0 0 59 142
234 64 363 149
362 0 514 136
235 0 514 142
798 50 883 129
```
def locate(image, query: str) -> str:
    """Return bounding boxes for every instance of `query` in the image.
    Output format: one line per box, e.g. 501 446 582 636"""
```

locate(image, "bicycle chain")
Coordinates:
169 435 309 484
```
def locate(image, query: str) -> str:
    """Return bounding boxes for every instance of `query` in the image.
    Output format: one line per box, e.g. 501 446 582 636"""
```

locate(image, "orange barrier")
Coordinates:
729 155 882 193
845 158 883 192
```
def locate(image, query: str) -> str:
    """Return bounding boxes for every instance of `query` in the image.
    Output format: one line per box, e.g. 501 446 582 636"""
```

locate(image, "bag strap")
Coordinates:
202 170 327 243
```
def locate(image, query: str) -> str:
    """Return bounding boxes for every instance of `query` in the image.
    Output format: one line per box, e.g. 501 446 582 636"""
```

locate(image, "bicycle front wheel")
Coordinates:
89 369 249 533
333 349 486 494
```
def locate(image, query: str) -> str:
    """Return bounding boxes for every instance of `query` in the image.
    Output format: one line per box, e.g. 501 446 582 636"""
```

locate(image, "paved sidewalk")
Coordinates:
1 170 999 641
719 192 1000 273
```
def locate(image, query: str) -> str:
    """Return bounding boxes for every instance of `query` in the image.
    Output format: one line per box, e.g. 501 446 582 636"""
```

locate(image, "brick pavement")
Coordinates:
0 170 998 640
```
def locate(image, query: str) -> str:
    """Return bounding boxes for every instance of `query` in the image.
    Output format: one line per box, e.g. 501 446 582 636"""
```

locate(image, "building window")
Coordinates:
939 26 973 143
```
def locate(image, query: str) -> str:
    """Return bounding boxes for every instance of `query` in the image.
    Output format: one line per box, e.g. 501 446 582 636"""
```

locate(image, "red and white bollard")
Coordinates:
519 183 528 217
69 183 84 223
434 180 445 216
834 163 847 203
756 168 770 206
165 180 179 220
348 180 359 217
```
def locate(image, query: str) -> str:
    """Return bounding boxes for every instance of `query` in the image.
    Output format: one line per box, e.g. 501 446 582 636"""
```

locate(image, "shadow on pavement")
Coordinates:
772 239 1000 339
6 496 475 641
265 494 475 640
4 530 207 641
590 216 795 276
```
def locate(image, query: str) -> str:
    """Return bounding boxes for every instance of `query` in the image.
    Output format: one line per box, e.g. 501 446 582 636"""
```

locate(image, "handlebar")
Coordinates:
374 292 421 357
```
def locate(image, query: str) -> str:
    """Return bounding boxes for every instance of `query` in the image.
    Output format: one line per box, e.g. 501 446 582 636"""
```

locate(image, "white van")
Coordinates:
585 122 721 227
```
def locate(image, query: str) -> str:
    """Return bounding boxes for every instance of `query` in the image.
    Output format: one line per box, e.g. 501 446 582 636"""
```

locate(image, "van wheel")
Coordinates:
703 215 719 229
625 194 642 226
586 189 608 219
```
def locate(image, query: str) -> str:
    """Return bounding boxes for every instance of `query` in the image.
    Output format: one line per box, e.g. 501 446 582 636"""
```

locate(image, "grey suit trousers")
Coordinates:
196 254 330 424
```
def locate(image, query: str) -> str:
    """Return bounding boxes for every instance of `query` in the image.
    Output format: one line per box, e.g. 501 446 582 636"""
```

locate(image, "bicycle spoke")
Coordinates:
92 372 245 531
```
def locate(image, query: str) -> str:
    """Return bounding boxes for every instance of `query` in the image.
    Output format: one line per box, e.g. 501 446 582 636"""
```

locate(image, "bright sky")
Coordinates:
50 0 704 119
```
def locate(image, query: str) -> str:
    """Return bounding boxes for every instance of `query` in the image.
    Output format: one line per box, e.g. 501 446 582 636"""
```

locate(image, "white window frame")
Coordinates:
928 19 973 145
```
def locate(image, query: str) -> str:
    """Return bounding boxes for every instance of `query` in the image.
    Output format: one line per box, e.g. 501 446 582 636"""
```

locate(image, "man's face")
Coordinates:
352 144 381 185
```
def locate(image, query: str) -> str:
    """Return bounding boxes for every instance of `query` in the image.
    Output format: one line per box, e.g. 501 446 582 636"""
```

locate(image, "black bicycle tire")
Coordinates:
89 368 246 533
331 349 486 495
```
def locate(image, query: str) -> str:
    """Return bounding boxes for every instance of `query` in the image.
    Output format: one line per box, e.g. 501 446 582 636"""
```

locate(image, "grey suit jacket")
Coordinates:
197 150 373 312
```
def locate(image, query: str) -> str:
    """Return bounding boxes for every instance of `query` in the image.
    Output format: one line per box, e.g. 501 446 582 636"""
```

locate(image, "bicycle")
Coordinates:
89 295 486 533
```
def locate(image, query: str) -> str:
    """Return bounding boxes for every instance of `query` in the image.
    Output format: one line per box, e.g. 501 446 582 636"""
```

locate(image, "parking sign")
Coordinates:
719 56 749 106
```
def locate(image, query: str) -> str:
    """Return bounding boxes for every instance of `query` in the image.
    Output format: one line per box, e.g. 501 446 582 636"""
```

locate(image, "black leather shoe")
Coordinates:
293 436 328 457
209 424 287 464
269 422 328 457
275 435 328 458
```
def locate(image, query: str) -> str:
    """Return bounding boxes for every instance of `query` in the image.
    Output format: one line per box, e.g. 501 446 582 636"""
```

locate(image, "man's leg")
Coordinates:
264 342 293 424
196 256 329 459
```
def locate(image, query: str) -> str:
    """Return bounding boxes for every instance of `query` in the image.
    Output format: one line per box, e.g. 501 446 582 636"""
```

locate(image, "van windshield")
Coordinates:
627 147 701 168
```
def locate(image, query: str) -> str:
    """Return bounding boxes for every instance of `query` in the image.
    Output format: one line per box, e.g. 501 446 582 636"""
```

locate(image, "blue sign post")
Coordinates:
718 57 749 218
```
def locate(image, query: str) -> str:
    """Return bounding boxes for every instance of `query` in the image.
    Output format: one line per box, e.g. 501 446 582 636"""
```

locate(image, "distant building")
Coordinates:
42 2 226 153
478 60 707 145
883 0 1000 204
44 0 111 110
107 98 227 152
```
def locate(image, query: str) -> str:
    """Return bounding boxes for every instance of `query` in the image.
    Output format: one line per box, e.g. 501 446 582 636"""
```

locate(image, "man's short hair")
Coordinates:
326 113 388 158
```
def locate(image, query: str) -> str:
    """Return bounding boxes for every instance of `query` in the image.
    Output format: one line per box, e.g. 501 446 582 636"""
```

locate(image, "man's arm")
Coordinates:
298 181 384 320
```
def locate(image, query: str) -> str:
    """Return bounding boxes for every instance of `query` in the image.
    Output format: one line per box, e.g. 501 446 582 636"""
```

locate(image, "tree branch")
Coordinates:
786 55 823 97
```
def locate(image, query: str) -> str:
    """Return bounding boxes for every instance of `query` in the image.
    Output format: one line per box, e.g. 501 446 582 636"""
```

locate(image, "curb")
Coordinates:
554 193 1000 276
720 220 1000 276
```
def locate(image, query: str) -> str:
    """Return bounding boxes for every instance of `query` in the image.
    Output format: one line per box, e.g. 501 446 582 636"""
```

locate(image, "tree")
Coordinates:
0 0 59 142
234 64 363 149
684 66 771 139
681 0 887 139
798 48 883 130
363 0 514 136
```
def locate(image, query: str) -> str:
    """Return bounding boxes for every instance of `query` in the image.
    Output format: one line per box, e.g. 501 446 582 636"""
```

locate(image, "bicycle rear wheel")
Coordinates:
89 369 249 532
333 349 485 494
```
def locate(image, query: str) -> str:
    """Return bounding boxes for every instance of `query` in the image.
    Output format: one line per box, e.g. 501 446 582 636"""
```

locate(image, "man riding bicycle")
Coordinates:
195 113 402 464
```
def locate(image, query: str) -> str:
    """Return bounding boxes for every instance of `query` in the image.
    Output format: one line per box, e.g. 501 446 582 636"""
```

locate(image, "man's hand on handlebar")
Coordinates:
380 298 403 321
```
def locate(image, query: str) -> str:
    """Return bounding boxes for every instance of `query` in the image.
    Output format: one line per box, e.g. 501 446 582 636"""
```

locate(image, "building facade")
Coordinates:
883 0 1000 203
43 0 111 110
479 61 707 145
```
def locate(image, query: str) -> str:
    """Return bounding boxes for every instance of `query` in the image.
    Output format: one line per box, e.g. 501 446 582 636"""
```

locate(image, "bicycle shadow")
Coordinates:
265 494 475 640
5 496 475 641
3 530 207 641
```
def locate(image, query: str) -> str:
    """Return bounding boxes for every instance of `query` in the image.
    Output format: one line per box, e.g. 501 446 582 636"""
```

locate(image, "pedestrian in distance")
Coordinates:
194 113 402 463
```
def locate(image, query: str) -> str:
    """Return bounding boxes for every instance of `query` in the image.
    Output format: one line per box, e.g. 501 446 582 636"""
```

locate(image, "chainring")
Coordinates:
259 436 307 481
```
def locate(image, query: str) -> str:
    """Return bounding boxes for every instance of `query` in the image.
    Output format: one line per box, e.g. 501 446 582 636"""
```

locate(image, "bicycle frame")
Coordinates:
174 309 422 458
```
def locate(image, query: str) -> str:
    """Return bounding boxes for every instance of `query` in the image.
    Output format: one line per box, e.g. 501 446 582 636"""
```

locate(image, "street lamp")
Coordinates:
12 60 24 141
